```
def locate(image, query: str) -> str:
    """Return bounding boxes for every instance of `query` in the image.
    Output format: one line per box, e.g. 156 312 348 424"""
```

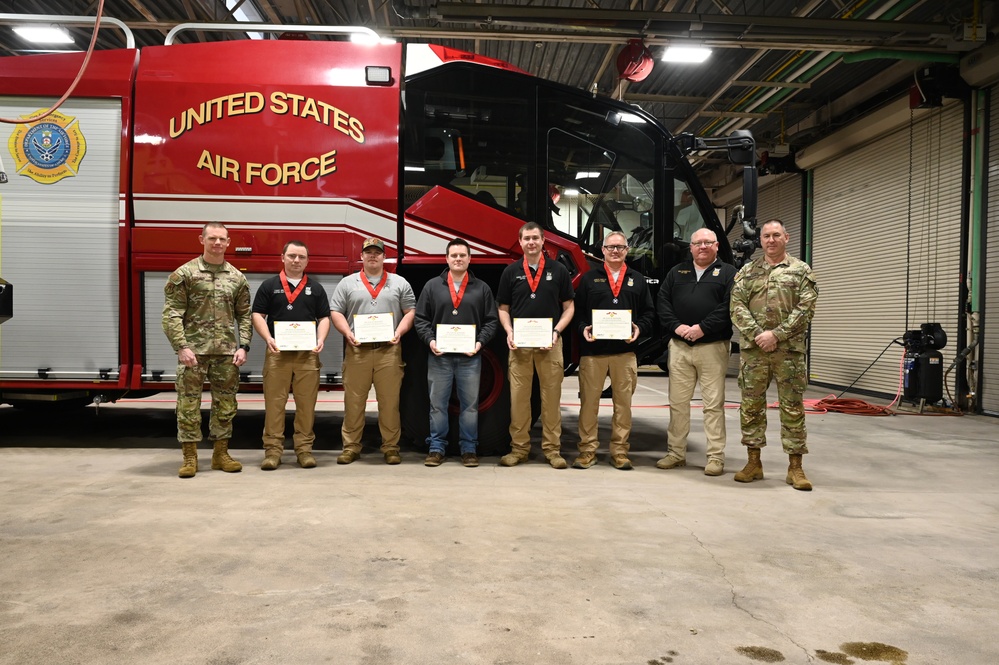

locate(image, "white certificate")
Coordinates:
513 318 553 348
436 324 477 354
273 320 318 351
354 312 395 343
592 309 632 340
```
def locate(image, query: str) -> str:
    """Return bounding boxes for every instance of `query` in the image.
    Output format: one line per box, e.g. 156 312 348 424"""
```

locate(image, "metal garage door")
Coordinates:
810 101 964 397
983 87 999 415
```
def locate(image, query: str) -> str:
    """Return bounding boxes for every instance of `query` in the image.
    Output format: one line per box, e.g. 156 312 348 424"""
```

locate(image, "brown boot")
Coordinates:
786 454 813 491
734 447 764 483
211 440 242 473
179 443 198 478
260 450 282 471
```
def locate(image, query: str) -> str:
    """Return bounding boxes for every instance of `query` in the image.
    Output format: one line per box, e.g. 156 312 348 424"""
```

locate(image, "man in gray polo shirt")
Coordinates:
329 238 416 464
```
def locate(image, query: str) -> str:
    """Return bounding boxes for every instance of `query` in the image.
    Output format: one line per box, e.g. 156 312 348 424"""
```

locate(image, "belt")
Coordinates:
358 342 386 349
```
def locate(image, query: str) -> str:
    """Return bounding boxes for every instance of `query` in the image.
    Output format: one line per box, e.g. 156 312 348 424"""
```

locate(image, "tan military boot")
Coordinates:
179 443 198 478
786 454 813 491
211 440 242 473
734 447 764 483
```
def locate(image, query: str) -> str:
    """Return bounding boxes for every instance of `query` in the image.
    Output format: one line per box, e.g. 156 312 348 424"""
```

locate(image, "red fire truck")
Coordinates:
0 21 756 452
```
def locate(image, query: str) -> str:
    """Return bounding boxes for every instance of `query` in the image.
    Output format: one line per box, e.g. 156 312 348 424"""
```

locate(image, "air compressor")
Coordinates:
902 323 946 404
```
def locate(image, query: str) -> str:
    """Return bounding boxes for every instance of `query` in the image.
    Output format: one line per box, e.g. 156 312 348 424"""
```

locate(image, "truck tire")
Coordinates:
399 332 539 457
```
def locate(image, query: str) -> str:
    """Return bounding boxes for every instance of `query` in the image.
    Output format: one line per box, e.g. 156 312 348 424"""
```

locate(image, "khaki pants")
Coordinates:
508 337 564 457
341 343 404 454
577 353 638 459
667 338 729 462
262 349 321 455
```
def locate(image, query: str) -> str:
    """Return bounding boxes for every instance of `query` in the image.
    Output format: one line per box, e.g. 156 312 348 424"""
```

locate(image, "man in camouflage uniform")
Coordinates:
162 222 252 478
730 219 818 491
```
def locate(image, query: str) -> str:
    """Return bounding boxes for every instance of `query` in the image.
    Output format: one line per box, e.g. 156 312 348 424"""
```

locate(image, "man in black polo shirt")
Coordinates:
656 228 736 476
574 231 655 470
251 240 331 470
496 222 575 468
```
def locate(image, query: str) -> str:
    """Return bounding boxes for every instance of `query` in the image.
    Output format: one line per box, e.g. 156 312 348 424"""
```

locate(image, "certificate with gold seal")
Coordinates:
436 324 476 354
591 309 632 340
354 312 395 343
513 317 553 348
273 320 318 351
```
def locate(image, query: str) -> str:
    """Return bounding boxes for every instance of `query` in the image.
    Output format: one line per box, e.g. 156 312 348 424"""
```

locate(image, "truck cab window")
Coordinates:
543 95 657 274
673 179 705 242
403 66 532 214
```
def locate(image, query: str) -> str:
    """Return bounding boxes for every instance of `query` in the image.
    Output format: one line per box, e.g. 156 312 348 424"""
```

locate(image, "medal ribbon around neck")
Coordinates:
280 271 308 305
523 253 546 296
604 263 625 299
448 272 468 311
362 272 388 301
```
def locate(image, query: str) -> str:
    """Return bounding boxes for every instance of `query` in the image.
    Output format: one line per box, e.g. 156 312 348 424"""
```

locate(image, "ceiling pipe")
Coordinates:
842 50 960 64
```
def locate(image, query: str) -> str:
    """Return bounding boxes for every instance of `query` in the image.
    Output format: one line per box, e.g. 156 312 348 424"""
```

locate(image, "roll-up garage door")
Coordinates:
983 87 999 415
726 174 804 374
810 101 964 397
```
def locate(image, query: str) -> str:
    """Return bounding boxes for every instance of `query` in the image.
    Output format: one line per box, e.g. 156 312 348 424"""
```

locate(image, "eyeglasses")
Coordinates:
603 245 628 252
690 241 717 248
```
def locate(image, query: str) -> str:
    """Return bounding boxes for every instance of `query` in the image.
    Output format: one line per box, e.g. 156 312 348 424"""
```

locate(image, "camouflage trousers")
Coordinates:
737 347 809 454
175 354 240 444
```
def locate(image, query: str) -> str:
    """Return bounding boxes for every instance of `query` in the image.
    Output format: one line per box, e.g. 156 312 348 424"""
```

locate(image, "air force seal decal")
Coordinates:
8 110 87 184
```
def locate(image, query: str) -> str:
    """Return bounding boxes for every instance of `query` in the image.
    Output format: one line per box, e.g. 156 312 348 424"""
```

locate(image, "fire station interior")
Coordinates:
2 2 999 664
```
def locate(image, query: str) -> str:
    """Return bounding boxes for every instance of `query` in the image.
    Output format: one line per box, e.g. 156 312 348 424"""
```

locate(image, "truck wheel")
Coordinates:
399 332 432 449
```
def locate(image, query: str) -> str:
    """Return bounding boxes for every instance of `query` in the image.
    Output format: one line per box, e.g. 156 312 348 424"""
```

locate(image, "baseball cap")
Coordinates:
361 237 385 252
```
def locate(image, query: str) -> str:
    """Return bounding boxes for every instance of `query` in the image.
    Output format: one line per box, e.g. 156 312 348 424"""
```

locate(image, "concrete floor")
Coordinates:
1 374 997 665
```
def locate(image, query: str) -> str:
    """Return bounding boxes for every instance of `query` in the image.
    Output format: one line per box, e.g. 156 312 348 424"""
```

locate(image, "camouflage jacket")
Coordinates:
162 257 252 355
730 254 818 353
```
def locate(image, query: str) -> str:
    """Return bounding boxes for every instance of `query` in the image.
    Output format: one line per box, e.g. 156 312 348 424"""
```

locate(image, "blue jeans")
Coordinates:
426 353 481 455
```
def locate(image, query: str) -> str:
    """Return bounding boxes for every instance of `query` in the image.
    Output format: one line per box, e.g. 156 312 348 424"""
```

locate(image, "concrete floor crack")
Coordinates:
647 498 815 663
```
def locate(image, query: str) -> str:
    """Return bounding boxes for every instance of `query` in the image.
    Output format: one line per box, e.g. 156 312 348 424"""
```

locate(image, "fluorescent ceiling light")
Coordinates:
14 26 74 44
619 112 646 123
575 172 600 179
662 46 712 63
562 188 580 196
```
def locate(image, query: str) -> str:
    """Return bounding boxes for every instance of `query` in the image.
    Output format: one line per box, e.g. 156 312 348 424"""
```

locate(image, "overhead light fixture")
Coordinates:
576 172 600 179
661 46 712 64
13 26 74 44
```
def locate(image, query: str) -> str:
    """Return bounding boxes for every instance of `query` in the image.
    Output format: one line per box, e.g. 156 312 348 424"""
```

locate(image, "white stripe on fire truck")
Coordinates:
132 196 505 256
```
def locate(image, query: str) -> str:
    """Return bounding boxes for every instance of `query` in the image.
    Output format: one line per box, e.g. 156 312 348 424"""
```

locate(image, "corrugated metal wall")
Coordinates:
809 101 964 396
982 87 999 415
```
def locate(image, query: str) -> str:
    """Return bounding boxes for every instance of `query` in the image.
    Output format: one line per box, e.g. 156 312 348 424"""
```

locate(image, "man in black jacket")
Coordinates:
574 231 655 470
656 228 737 476
414 238 499 467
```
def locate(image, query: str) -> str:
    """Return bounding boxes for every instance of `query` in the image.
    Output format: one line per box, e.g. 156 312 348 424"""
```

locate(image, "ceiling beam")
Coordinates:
425 5 952 37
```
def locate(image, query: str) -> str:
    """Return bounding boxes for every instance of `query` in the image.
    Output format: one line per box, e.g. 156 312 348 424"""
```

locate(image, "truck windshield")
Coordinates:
403 63 676 275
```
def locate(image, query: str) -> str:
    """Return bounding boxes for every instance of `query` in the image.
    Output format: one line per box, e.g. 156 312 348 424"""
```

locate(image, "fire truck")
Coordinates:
0 20 756 452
